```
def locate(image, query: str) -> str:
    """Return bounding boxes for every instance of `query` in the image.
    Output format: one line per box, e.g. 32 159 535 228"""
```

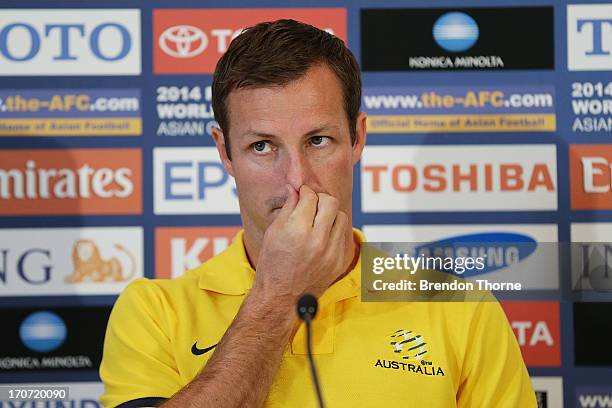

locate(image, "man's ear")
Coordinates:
211 127 235 177
352 111 367 166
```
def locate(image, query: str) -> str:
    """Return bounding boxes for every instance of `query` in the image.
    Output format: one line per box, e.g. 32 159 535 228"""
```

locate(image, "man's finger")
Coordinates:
293 185 318 225
313 193 339 236
329 210 348 252
327 210 349 277
277 184 298 217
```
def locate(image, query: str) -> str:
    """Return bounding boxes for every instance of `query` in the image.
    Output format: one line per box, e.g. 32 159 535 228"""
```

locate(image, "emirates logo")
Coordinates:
159 25 207 58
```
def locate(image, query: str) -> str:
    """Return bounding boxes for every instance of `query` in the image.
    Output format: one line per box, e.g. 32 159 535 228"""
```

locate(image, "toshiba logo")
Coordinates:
364 163 554 192
361 145 558 212
0 149 141 215
571 144 612 209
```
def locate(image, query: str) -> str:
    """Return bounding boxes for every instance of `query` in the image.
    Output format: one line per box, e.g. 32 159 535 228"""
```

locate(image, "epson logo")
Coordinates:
163 161 233 200
568 5 612 71
0 10 141 76
154 147 239 214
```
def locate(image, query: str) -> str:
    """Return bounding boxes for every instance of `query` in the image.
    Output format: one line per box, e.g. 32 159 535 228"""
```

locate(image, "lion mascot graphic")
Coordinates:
65 239 135 283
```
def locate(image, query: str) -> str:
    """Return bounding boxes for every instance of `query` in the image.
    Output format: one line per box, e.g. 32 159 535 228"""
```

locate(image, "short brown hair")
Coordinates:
212 19 361 159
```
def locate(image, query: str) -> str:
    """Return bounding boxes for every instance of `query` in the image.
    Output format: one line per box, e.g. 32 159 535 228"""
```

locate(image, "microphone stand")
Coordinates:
297 294 326 408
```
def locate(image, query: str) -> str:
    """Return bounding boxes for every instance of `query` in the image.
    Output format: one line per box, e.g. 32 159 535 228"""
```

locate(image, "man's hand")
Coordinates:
161 184 349 408
252 184 349 301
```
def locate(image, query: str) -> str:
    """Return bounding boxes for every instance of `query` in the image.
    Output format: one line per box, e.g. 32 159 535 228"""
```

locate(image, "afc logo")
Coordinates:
568 5 612 71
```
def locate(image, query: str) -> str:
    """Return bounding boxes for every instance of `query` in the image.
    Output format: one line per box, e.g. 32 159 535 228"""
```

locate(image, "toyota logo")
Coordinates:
159 25 207 58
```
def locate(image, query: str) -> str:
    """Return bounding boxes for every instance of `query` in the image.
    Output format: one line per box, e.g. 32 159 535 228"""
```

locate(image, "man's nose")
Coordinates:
284 150 312 191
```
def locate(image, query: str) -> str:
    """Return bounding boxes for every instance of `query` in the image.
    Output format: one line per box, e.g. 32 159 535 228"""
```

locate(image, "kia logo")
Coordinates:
159 25 207 58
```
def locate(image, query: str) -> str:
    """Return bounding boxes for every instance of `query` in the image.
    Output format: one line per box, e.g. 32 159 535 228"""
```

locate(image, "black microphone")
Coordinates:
297 294 326 408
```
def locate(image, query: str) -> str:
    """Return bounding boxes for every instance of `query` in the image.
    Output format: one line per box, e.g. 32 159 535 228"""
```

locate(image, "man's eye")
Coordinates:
311 136 329 146
252 141 271 153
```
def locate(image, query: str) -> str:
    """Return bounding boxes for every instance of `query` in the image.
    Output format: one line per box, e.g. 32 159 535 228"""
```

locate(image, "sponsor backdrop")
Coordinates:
0 0 610 406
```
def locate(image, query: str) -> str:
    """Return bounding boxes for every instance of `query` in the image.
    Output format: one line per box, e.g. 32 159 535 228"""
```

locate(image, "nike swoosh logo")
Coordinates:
191 342 218 356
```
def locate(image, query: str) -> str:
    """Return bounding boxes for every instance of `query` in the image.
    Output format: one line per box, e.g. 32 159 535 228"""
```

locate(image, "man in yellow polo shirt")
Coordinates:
100 19 536 407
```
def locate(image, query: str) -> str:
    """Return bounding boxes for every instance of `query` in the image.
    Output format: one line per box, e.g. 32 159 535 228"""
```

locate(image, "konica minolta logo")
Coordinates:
361 7 554 71
432 12 479 52
19 311 67 353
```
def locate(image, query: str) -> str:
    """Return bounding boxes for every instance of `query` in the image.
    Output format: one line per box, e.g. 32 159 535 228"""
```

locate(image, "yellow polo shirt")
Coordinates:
100 229 536 407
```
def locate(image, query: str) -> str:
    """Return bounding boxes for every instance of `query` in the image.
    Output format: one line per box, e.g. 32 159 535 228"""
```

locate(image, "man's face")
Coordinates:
212 64 366 238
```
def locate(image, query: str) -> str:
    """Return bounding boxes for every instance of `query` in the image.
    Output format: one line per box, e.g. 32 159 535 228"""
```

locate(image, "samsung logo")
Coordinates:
415 232 537 277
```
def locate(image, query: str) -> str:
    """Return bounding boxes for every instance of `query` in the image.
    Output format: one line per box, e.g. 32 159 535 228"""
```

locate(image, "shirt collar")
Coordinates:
197 228 365 303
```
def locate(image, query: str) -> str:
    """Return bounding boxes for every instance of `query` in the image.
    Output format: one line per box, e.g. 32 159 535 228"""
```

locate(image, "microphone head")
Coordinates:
297 293 318 321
